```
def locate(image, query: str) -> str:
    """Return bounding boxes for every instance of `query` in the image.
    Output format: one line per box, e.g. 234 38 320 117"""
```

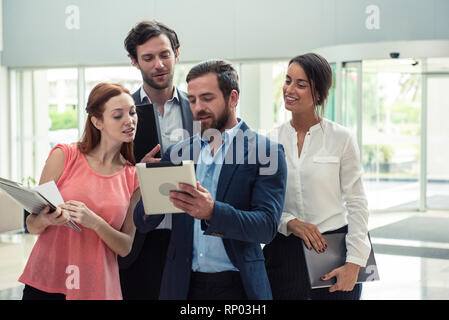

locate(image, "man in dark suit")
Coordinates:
118 20 193 300
134 60 287 300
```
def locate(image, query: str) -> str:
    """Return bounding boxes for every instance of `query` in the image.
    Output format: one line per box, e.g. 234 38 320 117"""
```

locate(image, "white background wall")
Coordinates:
2 0 449 68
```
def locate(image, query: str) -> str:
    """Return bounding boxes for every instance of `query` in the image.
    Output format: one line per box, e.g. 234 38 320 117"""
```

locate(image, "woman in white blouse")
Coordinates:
263 53 370 300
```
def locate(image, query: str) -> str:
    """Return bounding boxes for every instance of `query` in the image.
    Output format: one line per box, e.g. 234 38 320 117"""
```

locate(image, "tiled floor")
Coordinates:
1 210 449 300
363 210 449 299
0 232 36 300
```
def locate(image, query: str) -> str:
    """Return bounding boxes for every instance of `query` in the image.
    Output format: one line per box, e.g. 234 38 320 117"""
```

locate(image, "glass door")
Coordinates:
425 58 449 209
341 61 362 144
361 59 422 211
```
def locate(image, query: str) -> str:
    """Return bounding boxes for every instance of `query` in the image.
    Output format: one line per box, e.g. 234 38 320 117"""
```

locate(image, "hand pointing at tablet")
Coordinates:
140 144 161 163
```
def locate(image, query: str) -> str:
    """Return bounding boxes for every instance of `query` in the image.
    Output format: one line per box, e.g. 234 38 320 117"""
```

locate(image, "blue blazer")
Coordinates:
134 121 287 300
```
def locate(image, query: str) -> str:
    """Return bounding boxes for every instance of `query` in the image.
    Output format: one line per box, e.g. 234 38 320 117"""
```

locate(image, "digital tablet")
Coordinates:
136 160 196 215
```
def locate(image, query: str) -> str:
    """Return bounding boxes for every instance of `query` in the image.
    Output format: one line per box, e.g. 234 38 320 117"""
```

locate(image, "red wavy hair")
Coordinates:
78 82 136 165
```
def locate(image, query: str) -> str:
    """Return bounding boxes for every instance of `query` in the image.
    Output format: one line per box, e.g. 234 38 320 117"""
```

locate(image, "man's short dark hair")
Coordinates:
124 20 180 61
186 60 240 103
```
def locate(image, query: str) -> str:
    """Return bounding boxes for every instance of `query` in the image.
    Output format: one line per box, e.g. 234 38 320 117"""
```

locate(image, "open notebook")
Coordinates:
0 177 81 232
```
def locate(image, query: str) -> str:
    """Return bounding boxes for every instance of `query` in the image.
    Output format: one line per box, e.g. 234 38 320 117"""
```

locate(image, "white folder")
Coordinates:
0 177 81 232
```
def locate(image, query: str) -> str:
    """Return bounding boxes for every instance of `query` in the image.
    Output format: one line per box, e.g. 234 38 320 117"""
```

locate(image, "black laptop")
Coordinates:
302 232 380 289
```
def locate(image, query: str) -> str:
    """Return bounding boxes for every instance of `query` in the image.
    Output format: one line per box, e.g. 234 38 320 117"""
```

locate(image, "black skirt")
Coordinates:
263 225 362 300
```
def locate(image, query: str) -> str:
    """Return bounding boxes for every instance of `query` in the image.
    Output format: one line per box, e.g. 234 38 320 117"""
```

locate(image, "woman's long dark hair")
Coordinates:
78 82 136 165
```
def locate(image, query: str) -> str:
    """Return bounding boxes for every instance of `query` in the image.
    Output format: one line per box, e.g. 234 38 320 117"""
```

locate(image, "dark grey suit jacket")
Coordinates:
118 87 193 269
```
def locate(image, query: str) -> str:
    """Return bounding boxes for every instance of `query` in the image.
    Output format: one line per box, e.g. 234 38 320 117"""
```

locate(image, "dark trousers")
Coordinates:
188 271 247 300
119 229 170 300
22 285 66 300
263 225 362 300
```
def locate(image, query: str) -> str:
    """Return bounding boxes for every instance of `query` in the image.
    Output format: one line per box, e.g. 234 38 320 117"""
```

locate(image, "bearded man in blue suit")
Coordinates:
134 60 287 300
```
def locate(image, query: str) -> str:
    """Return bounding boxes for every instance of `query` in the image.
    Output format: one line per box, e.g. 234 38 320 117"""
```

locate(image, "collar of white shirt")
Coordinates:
286 119 323 135
139 86 179 105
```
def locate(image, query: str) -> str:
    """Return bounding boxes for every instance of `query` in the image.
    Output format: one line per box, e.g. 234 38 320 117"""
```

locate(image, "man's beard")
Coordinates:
141 70 174 90
198 103 231 136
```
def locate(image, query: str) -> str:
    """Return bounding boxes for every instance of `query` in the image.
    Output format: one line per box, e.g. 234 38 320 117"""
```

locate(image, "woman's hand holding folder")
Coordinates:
26 205 71 234
321 262 361 293
60 200 103 230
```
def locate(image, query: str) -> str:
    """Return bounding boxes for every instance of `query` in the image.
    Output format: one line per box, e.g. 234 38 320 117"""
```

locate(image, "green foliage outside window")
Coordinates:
49 105 78 131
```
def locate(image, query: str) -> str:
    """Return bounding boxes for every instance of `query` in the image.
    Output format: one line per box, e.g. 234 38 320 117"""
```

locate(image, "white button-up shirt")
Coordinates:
269 118 371 267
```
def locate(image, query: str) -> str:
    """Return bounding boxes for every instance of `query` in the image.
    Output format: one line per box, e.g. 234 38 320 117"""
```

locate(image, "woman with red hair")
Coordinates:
19 82 140 300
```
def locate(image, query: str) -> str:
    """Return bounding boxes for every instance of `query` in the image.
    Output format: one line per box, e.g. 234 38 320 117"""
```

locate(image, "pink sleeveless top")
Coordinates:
19 144 139 300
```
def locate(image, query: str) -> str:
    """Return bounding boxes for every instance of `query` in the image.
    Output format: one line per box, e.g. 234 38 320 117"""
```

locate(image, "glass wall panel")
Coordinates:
9 70 19 182
324 63 337 122
0 67 9 179
341 63 360 135
7 56 448 213
85 66 141 98
426 59 449 209
272 61 288 128
238 61 282 131
362 59 422 210
47 69 79 149
33 70 52 183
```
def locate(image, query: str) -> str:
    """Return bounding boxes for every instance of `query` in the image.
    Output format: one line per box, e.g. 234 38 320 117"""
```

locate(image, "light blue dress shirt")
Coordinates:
192 120 243 273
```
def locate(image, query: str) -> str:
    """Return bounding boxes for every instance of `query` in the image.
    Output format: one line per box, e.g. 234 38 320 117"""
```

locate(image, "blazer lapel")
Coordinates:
216 165 238 202
132 89 141 105
178 89 194 137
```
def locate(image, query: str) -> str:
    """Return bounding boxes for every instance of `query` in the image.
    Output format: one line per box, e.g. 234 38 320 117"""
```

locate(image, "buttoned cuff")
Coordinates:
279 213 297 237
